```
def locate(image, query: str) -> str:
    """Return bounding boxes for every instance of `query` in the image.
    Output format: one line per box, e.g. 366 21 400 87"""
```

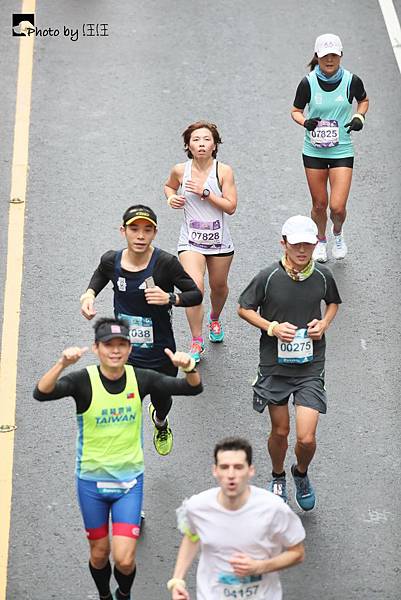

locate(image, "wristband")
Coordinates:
80 290 95 303
354 113 365 123
267 321 279 337
180 357 196 373
167 578 186 591
167 195 175 207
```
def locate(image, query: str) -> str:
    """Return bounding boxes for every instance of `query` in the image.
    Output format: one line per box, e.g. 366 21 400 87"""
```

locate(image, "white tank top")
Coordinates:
177 159 234 254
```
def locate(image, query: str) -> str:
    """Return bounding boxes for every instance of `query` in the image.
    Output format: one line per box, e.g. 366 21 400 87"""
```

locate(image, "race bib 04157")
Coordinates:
218 573 262 599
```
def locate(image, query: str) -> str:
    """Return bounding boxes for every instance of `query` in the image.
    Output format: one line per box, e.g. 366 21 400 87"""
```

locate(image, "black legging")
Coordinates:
147 361 178 421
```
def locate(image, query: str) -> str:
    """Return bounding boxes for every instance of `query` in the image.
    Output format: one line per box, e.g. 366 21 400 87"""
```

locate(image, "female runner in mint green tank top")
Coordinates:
291 34 369 264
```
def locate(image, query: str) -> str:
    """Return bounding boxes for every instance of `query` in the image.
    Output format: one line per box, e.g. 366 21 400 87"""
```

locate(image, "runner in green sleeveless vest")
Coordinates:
34 317 202 600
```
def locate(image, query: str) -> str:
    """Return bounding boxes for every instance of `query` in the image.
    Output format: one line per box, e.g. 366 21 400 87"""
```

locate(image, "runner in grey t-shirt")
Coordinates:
238 216 341 511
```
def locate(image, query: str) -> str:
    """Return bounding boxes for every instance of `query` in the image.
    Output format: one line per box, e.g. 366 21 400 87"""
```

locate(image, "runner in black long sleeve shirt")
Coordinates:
34 363 202 414
79 205 203 457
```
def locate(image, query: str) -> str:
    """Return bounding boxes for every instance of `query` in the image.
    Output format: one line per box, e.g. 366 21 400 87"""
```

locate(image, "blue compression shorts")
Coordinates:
76 474 144 540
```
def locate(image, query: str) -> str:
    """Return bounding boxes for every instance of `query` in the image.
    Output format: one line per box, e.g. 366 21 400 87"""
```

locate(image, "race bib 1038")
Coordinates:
118 313 154 348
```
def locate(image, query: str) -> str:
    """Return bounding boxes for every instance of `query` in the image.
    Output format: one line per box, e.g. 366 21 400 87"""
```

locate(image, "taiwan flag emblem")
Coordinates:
127 392 135 399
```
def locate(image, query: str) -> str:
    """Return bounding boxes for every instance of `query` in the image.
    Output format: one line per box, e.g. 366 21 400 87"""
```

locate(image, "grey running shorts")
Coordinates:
252 373 327 414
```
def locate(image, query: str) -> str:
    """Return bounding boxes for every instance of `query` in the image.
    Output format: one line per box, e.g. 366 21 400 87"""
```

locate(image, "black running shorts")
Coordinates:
302 154 354 169
252 373 327 414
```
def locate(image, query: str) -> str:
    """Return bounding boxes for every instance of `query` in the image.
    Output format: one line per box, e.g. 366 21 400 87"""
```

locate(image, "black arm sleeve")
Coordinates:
33 369 92 413
167 255 203 307
349 74 367 103
293 77 311 109
152 251 203 307
86 250 116 295
135 368 203 399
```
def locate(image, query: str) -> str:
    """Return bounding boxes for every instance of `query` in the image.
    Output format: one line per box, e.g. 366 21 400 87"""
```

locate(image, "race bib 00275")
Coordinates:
277 328 313 364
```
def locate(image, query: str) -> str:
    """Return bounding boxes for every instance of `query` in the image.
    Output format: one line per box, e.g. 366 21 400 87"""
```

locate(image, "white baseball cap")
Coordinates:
282 216 318 245
314 33 343 58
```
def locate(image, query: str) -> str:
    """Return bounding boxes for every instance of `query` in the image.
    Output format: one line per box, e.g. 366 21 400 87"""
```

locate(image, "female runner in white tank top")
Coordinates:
164 121 237 362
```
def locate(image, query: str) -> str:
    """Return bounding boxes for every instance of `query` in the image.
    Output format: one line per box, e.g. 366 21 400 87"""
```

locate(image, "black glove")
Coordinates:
303 117 321 132
344 114 364 133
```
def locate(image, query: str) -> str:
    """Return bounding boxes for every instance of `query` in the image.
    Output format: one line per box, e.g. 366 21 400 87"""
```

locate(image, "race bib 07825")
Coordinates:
310 119 339 148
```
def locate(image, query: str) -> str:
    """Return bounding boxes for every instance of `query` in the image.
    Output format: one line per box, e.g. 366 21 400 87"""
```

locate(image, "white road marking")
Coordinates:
378 0 401 74
363 509 394 523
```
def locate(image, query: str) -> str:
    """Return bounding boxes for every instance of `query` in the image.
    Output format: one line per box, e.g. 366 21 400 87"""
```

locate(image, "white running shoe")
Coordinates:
313 240 328 263
331 228 347 259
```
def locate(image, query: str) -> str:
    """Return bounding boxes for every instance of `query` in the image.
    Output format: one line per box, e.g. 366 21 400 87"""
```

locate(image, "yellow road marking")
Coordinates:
0 1 35 598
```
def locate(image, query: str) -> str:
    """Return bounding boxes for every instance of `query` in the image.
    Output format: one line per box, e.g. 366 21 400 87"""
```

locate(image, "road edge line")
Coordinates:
0 1 36 599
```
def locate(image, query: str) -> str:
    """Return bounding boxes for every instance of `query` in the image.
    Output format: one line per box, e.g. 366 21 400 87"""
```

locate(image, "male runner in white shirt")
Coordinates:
167 437 305 600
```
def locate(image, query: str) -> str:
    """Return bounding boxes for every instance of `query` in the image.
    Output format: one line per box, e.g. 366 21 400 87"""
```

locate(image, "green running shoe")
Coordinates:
148 403 173 456
208 315 224 343
189 339 205 363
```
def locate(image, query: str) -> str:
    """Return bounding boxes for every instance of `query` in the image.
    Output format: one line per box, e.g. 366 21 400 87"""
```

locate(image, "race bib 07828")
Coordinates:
189 219 222 248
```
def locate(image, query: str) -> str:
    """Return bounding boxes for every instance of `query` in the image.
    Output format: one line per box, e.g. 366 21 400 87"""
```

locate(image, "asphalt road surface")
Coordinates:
2 1 401 598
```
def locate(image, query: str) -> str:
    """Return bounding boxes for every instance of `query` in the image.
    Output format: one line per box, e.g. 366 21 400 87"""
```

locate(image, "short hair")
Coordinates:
182 121 223 158
214 437 253 465
122 204 157 227
93 316 130 342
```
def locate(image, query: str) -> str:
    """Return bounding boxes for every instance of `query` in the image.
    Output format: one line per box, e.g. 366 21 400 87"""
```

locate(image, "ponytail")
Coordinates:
308 54 318 71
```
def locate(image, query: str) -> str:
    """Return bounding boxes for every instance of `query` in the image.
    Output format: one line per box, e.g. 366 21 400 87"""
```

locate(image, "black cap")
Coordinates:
95 322 131 343
123 206 157 227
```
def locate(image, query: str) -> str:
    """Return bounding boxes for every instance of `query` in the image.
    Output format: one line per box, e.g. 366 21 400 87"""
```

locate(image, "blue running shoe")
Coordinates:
189 339 205 363
291 464 316 511
208 315 224 343
268 475 288 503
